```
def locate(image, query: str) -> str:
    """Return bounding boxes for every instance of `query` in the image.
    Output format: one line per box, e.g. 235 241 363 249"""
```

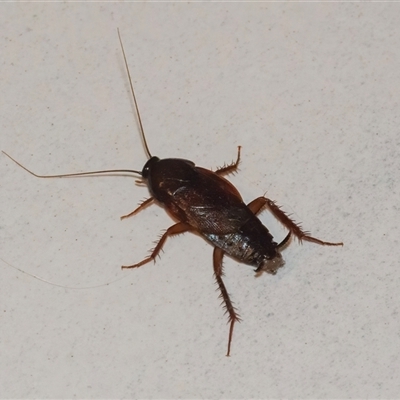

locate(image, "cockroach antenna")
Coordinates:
117 28 152 159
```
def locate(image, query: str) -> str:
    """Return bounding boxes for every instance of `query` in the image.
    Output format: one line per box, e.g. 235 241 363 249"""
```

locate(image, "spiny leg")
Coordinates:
215 146 241 176
120 197 154 220
122 222 191 269
248 197 343 246
213 247 241 356
247 197 292 248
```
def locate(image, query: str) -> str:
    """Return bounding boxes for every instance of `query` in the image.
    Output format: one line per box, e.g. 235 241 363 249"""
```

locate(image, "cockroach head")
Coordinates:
255 252 285 276
142 156 160 179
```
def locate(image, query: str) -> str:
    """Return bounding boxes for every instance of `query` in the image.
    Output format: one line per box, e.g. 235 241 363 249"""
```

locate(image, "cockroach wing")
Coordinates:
167 166 255 235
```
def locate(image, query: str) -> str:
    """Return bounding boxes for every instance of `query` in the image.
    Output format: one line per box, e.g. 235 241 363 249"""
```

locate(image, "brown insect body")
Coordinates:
142 155 285 274
2 30 343 357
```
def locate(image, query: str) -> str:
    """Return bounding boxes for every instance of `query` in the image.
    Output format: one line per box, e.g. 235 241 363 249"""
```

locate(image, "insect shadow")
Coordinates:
2 30 343 356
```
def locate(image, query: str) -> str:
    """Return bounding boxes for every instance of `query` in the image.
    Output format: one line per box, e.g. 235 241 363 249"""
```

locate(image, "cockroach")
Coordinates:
3 30 343 356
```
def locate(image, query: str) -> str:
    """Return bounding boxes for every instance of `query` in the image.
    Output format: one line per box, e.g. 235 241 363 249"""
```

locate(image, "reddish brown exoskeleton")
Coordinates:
2 30 343 356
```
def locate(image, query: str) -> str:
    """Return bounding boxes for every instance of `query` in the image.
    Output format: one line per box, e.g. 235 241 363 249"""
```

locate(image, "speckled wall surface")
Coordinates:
1 3 399 398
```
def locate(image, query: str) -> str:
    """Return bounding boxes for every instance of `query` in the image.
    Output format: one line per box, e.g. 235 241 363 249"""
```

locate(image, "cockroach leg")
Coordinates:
215 146 241 176
250 197 343 246
247 197 270 215
120 197 154 220
277 232 292 249
213 247 241 357
122 222 192 269
247 198 292 248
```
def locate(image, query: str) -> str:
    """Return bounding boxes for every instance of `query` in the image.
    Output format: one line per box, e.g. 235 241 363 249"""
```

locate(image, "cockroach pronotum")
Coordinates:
3 30 343 356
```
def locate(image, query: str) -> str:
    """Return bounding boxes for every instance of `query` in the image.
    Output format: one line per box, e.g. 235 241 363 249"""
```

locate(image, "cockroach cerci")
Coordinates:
3 31 343 356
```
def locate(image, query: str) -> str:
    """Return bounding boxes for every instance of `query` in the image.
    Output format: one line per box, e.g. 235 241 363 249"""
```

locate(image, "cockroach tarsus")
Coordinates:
2 29 343 357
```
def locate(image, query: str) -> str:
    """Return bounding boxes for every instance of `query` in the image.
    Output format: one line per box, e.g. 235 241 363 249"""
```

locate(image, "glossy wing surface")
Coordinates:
170 167 253 234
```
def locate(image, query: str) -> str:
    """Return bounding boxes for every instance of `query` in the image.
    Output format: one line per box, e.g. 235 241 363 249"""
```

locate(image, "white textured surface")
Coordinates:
1 3 399 398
